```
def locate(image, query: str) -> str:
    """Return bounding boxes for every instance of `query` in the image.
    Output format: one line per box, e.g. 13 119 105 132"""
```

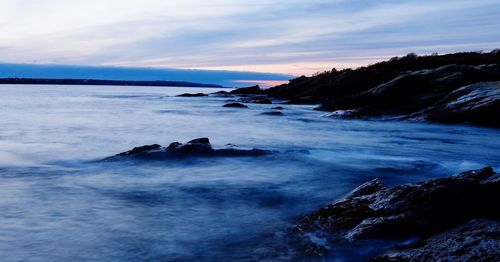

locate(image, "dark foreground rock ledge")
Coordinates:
291 167 499 260
373 219 500 261
103 138 269 161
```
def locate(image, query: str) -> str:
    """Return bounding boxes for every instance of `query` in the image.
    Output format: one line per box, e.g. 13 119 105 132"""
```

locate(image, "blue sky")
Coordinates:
0 0 499 85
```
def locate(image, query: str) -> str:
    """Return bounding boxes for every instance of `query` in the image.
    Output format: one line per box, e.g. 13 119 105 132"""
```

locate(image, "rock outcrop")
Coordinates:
228 51 500 127
238 95 272 104
229 85 264 95
291 167 499 260
318 64 500 121
177 93 208 97
373 219 500 262
104 138 268 161
422 82 500 127
210 90 233 97
223 102 248 108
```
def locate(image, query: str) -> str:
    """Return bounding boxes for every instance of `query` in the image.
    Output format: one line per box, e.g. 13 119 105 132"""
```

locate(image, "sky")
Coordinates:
0 0 499 86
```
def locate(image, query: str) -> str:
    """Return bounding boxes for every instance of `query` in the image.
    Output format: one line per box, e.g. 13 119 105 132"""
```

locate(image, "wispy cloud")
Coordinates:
0 0 499 76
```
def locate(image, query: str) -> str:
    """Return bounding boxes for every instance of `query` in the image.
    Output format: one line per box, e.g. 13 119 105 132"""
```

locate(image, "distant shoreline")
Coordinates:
0 78 224 88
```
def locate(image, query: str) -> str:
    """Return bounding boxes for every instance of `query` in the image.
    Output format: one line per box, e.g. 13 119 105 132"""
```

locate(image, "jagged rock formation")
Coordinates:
103 138 269 161
373 219 500 262
422 82 500 127
317 65 500 125
291 167 499 260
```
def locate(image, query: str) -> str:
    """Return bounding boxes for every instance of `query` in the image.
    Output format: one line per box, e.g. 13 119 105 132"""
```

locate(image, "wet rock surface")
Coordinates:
290 167 500 260
238 96 273 104
210 90 233 97
422 81 500 127
318 64 500 122
104 138 269 161
223 102 248 108
261 111 284 116
373 219 500 262
177 93 208 97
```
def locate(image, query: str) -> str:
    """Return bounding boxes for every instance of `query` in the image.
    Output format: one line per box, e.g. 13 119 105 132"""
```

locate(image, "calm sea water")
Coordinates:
0 85 499 261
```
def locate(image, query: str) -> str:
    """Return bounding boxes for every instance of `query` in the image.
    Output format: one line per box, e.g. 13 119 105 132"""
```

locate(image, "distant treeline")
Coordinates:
265 50 500 99
0 78 222 88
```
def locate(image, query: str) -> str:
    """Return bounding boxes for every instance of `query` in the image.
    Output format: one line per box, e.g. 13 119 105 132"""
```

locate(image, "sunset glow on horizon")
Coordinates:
1 0 499 81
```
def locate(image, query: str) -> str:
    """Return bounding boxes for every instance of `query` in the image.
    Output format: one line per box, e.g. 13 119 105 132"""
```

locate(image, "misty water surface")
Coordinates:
0 85 499 261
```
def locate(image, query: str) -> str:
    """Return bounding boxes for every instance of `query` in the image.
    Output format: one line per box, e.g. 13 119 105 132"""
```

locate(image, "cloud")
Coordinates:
0 0 499 76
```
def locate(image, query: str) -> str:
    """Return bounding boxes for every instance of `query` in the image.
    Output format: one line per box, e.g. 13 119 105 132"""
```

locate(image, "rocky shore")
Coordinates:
289 167 499 261
226 51 500 127
162 52 500 261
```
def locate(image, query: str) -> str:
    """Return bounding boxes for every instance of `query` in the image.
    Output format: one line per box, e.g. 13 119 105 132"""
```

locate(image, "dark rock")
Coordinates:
238 96 273 104
214 148 268 157
187 138 210 144
284 96 324 105
272 106 284 110
291 167 500 258
261 51 500 126
118 144 162 156
177 93 208 97
223 102 248 108
319 64 500 117
254 98 272 104
346 178 387 198
104 138 269 161
229 85 264 95
265 51 500 102
373 219 500 262
166 137 214 155
422 81 500 127
212 90 229 95
210 90 233 97
261 111 284 116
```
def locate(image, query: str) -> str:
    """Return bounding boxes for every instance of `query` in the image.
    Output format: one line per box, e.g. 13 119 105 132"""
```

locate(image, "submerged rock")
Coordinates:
291 167 500 259
104 138 268 161
238 95 273 104
261 111 284 116
177 93 208 97
210 90 233 97
223 102 248 108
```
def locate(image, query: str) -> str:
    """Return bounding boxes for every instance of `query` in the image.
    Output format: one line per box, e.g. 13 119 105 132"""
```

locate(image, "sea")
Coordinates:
0 84 499 261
